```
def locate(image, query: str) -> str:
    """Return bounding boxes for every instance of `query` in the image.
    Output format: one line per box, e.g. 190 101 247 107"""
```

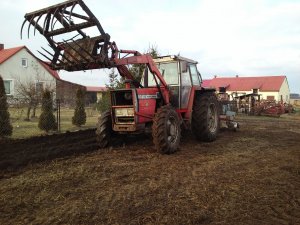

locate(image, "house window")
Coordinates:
4 80 13 95
21 58 28 67
253 89 258 94
267 96 275 101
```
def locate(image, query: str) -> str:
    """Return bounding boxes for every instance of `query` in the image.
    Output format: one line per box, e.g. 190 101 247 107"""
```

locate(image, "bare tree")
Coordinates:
13 61 55 121
15 79 37 121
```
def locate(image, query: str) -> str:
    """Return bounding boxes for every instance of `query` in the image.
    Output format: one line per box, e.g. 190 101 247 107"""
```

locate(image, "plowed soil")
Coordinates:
0 116 299 225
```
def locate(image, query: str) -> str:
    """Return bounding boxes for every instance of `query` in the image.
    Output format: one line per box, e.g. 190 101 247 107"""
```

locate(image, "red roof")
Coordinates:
86 86 108 92
201 79 212 87
0 46 24 64
0 45 60 80
41 62 60 80
202 76 286 92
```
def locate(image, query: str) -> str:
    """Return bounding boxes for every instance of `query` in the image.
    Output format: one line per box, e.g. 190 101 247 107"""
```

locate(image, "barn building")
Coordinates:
202 75 290 103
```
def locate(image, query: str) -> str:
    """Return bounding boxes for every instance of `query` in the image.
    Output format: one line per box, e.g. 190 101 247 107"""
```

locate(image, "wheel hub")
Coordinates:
167 116 178 144
208 104 217 133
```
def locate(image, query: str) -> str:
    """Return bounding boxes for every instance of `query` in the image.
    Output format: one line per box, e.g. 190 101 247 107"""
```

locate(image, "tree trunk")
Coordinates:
31 106 36 118
25 105 31 121
31 100 38 118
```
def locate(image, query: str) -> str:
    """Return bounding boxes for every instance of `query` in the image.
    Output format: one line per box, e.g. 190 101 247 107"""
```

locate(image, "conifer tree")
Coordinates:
129 45 159 82
0 76 13 137
72 88 86 126
38 89 57 132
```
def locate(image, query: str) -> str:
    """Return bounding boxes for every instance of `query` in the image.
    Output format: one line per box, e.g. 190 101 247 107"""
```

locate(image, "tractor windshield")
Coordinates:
144 62 179 86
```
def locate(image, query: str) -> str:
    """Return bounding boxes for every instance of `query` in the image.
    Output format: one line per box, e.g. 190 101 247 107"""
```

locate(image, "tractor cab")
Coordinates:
22 0 221 154
142 55 202 108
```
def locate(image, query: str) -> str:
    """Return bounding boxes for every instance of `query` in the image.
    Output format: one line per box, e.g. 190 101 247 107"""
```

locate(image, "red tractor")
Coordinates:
22 0 219 153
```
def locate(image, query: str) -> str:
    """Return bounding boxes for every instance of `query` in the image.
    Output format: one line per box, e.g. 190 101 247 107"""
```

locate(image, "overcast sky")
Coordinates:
0 0 299 92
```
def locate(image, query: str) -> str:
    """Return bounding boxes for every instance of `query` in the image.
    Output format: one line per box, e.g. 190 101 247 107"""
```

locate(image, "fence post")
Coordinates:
56 99 61 132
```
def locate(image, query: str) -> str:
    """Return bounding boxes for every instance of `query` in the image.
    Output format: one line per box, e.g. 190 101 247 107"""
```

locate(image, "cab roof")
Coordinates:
153 55 198 64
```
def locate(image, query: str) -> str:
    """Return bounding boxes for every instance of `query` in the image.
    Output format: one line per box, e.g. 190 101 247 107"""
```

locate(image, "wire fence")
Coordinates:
1 97 299 139
1 98 99 139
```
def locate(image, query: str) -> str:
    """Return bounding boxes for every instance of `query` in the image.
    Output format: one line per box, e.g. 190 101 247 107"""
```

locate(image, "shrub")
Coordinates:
0 76 13 137
96 92 111 113
38 90 57 132
72 89 86 126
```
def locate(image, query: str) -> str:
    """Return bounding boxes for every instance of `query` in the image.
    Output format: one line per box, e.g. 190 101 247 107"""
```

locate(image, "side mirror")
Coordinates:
181 61 188 73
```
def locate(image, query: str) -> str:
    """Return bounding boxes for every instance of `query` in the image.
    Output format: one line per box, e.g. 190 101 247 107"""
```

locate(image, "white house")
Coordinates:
0 44 59 99
202 75 290 103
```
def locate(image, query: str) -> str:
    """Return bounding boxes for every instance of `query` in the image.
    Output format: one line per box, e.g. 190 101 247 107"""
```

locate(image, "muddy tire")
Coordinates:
96 111 113 148
192 92 219 142
152 106 181 154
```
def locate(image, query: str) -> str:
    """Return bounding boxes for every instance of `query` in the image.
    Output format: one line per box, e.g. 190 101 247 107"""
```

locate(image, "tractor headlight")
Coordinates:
115 108 134 117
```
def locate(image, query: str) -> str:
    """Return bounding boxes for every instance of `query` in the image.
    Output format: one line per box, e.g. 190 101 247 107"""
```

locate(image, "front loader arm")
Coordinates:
115 52 170 104
115 51 168 88
21 0 170 103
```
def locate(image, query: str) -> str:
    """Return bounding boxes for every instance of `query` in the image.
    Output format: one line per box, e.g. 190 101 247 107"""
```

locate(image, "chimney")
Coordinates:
236 75 239 78
214 75 217 78
0 44 4 51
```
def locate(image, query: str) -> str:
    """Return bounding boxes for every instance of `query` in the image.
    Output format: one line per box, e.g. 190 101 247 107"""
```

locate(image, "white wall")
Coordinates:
278 77 290 103
0 48 56 98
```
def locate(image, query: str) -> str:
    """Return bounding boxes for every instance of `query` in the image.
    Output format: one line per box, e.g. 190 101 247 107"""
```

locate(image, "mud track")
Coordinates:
0 129 98 176
0 116 299 224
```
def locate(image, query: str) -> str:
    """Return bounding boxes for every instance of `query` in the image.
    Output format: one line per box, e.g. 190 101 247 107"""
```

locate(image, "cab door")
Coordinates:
158 62 180 108
180 62 193 109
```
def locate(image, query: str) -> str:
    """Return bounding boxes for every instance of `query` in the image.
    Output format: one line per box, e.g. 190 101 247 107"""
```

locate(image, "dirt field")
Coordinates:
0 116 299 225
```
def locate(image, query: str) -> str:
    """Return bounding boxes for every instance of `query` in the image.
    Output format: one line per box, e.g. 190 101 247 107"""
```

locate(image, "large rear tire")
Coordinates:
152 106 181 154
192 92 219 142
96 111 113 148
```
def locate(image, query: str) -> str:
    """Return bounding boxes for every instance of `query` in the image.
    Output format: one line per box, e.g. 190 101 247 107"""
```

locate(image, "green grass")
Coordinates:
8 107 99 139
8 105 300 139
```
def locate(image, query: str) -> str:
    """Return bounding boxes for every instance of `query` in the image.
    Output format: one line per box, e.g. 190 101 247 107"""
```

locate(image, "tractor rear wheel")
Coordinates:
152 106 181 154
96 110 113 148
192 92 219 141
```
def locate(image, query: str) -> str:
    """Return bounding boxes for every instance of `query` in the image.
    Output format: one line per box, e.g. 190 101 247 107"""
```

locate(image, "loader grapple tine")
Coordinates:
21 0 115 71
43 12 51 35
61 4 67 27
69 1 76 23
37 50 53 62
42 46 66 65
27 15 35 38
34 14 44 36
20 19 27 39
50 8 59 32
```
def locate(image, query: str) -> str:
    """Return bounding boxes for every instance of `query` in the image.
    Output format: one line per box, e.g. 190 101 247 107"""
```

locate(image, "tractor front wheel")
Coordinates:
152 106 181 154
192 92 219 142
96 110 113 148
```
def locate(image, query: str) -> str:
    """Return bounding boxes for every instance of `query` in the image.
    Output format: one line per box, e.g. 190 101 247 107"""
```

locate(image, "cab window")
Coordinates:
158 62 178 85
143 62 179 86
190 64 200 85
181 62 192 86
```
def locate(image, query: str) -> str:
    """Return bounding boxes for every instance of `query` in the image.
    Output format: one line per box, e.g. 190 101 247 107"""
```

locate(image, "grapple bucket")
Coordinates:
21 0 115 71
